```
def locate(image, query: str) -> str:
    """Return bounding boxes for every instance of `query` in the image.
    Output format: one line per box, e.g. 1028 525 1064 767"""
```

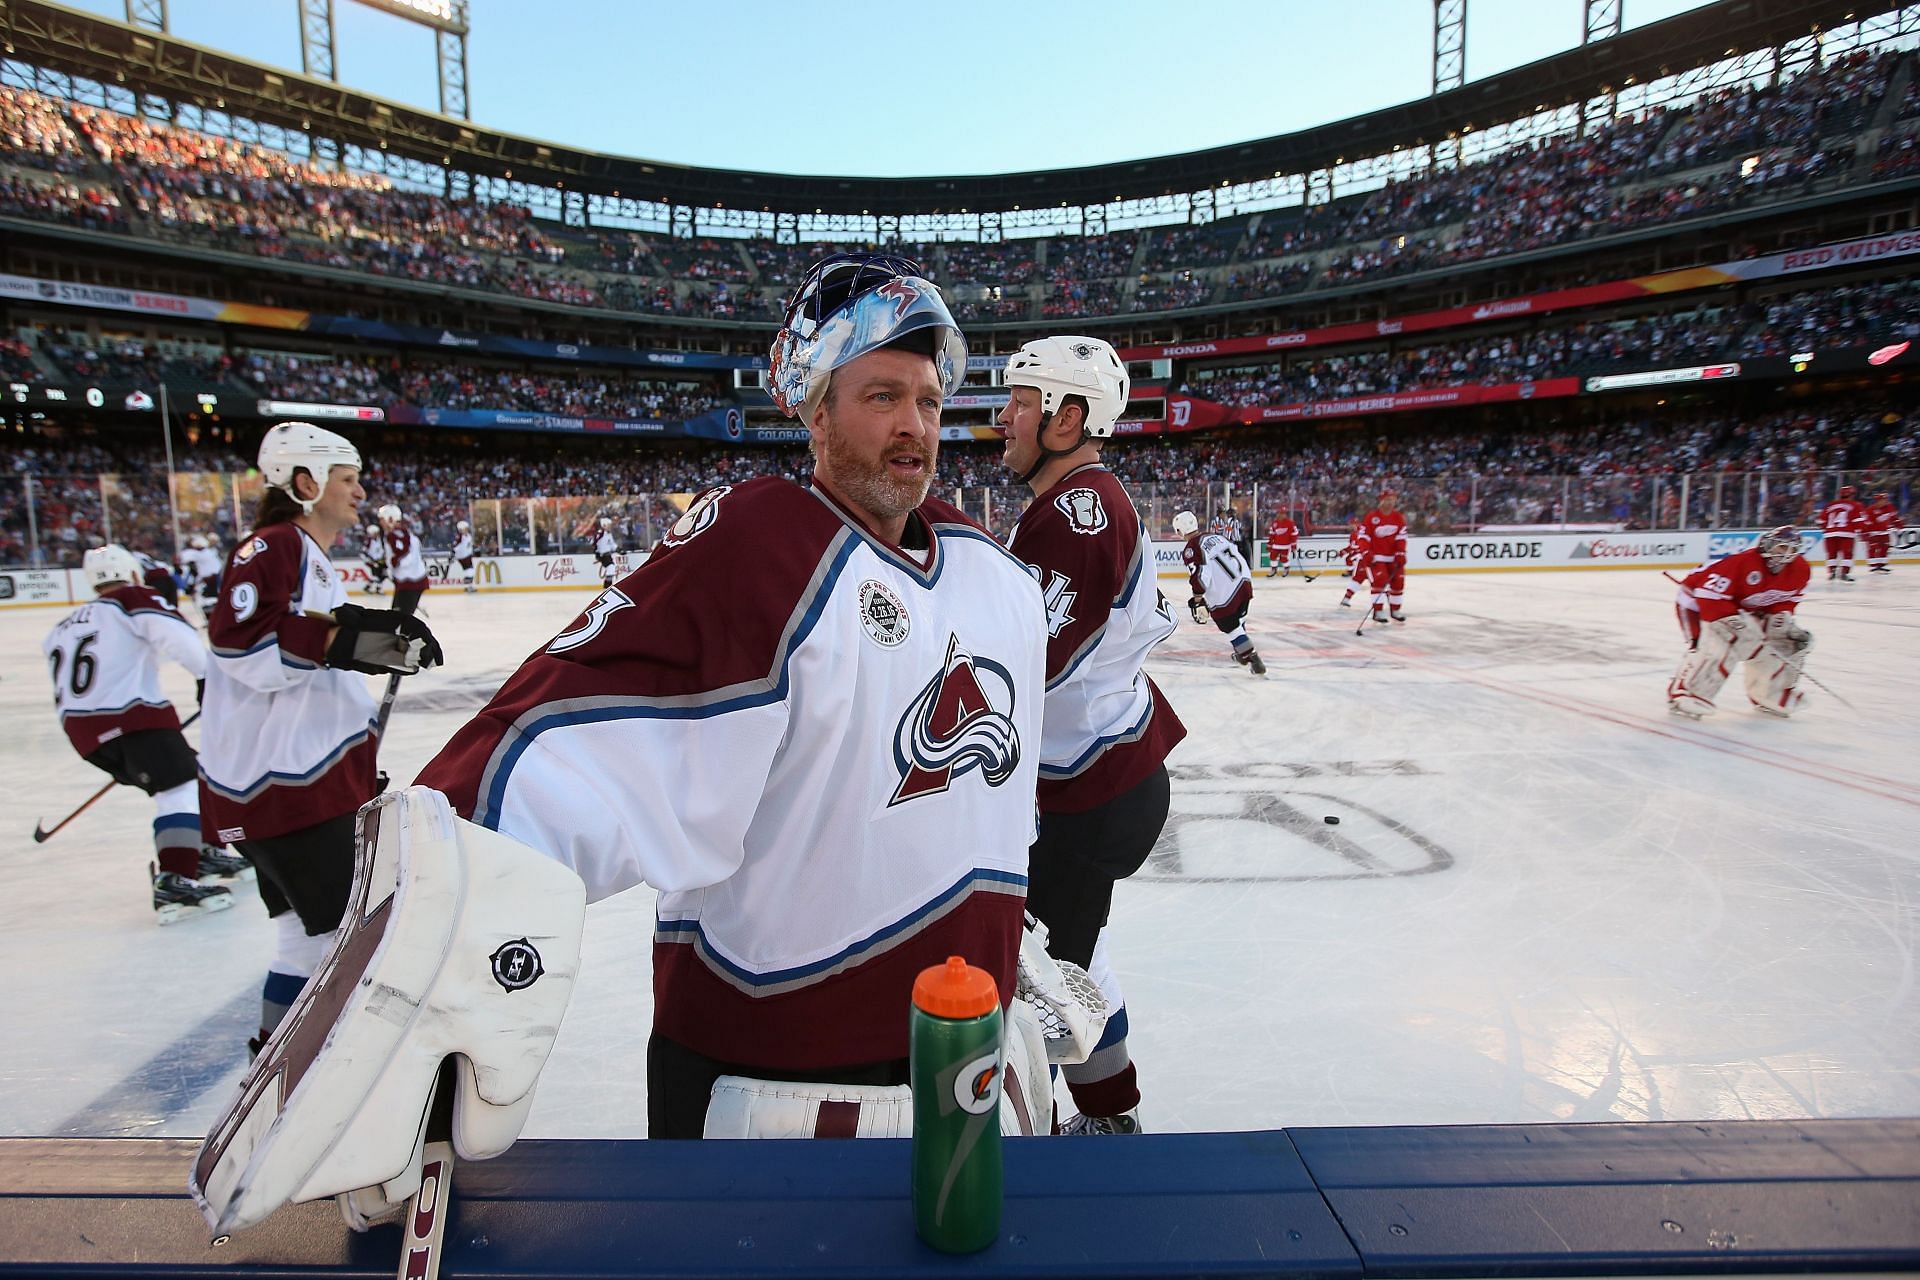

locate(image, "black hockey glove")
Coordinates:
326 604 445 676
1188 595 1210 625
195 678 205 707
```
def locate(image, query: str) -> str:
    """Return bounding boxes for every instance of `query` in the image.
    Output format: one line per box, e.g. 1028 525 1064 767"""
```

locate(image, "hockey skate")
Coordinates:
1372 607 1389 624
152 864 233 925
1266 567 1277 578
1391 607 1407 623
197 846 255 884
1060 1108 1141 1136
1234 647 1267 676
1340 594 1353 607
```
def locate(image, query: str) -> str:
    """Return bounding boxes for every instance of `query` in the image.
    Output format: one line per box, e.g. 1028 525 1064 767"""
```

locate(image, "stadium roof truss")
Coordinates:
0 0 1912 241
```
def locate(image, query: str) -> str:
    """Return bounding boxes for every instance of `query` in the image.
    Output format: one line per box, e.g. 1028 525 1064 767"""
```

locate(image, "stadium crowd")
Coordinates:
0 44 1906 320
5 396 1910 567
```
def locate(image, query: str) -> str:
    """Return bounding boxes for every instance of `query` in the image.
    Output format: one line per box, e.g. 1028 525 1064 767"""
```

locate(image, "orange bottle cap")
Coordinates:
913 955 999 1019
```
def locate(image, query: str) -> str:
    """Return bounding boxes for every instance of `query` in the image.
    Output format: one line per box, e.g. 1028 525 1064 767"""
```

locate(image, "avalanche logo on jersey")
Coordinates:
664 485 731 547
1053 487 1107 536
890 633 1021 807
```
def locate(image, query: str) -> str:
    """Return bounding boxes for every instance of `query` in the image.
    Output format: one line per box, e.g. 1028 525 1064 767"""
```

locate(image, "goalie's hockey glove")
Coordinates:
326 604 445 675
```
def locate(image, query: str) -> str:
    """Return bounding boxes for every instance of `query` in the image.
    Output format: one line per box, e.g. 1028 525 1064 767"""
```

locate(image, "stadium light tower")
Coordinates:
1432 0 1466 169
1582 0 1622 136
123 0 172 119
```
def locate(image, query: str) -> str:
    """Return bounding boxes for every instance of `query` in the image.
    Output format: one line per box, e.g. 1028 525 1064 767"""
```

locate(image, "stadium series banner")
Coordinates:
0 272 308 329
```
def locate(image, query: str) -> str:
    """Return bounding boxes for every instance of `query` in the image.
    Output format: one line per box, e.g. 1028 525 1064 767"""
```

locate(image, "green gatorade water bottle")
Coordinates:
910 955 1004 1253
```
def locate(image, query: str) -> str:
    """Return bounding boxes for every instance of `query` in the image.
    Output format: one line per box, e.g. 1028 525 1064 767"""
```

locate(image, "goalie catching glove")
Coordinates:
189 786 586 1236
326 603 445 675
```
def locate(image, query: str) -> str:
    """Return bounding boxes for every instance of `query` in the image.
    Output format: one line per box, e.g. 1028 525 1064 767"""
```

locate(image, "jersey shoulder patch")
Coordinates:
1052 486 1108 535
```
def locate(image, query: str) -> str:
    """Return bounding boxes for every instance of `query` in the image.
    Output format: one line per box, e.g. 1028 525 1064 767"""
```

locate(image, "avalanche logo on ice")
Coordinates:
489 938 544 992
890 634 1020 807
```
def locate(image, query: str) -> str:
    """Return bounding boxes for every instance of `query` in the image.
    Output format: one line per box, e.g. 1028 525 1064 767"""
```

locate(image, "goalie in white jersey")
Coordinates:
422 252 1049 1137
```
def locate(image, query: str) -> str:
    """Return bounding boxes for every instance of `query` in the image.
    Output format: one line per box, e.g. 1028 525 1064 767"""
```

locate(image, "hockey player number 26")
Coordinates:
47 632 99 706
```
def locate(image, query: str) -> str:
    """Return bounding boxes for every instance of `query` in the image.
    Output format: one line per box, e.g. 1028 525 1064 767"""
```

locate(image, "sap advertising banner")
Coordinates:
1142 529 1901 578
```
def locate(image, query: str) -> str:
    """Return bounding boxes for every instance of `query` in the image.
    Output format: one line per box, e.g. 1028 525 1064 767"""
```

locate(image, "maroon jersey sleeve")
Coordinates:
416 480 835 823
1009 475 1145 681
1180 535 1205 596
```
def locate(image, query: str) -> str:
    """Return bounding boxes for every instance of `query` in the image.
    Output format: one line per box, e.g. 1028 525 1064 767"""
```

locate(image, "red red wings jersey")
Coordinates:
1820 499 1867 534
1267 517 1300 547
385 524 429 588
199 524 379 844
1865 500 1901 534
1360 509 1408 561
1007 464 1187 814
1681 548 1810 622
43 583 205 756
416 478 1045 1072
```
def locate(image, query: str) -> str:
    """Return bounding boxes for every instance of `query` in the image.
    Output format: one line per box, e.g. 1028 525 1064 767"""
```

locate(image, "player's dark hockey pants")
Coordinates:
392 586 424 616
1025 764 1171 970
236 812 358 936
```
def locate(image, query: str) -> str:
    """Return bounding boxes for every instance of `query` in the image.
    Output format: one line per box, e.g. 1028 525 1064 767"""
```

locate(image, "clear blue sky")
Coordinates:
58 0 1716 175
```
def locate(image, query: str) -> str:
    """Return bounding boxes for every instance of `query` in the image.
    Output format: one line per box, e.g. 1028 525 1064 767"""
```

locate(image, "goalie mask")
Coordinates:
768 253 967 420
1756 524 1802 572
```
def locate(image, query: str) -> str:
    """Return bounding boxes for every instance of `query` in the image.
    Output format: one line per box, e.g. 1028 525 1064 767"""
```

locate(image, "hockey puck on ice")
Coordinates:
1323 815 1341 825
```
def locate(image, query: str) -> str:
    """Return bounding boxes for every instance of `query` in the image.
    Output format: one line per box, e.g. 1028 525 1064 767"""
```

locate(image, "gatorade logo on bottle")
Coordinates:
953 1051 1002 1116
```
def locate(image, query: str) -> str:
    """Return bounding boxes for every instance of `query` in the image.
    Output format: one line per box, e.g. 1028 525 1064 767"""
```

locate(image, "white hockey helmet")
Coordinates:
187 533 209 550
83 543 141 590
1004 336 1131 438
456 520 471 532
258 421 361 513
768 252 966 419
1172 510 1200 538
365 523 382 538
377 504 403 524
1756 524 1802 572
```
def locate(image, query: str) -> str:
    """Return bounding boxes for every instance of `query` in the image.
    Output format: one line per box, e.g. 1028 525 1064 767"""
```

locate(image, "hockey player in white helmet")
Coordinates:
193 257 1086 1237
1669 524 1813 717
360 521 389 596
1176 509 1264 673
180 532 223 610
43 545 246 922
998 334 1185 1135
197 422 443 1056
452 519 476 593
592 514 620 588
377 504 430 616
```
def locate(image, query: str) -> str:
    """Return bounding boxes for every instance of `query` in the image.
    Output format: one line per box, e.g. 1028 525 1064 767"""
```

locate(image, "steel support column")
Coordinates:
1432 0 1465 169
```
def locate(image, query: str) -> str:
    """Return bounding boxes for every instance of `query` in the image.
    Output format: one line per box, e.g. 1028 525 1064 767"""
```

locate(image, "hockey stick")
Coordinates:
33 711 202 843
397 1060 457 1280
374 672 404 742
1801 669 1857 711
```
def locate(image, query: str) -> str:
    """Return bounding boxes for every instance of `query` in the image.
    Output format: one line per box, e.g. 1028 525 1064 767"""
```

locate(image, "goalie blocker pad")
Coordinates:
190 786 587 1236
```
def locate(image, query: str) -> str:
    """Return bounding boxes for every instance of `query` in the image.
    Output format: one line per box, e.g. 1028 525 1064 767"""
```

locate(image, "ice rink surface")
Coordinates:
1 564 1914 1139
